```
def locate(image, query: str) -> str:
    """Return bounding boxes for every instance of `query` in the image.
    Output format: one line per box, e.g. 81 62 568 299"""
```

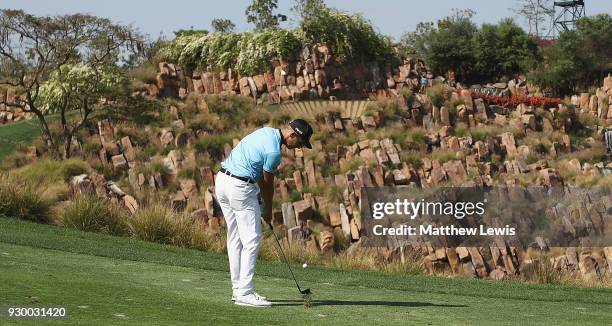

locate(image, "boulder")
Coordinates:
111 154 128 170
500 132 517 157
98 119 115 143
204 188 215 217
339 203 351 238
70 174 94 196
281 202 297 228
171 192 187 212
102 141 120 157
159 129 174 147
191 208 209 225
293 200 313 222
180 179 197 199
120 137 136 162
319 230 335 251
123 195 138 214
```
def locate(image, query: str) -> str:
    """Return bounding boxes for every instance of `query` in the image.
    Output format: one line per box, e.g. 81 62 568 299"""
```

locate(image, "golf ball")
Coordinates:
302 263 308 268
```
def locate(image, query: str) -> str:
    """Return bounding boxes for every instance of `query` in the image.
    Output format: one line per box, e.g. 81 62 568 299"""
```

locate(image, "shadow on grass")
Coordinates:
271 299 467 308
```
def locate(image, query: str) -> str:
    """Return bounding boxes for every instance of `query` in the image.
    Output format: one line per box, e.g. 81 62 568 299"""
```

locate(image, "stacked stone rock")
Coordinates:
81 76 612 281
0 94 34 125
571 74 612 121
148 45 428 103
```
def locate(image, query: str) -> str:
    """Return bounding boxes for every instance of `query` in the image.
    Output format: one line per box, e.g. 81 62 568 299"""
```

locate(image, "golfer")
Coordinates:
215 119 314 307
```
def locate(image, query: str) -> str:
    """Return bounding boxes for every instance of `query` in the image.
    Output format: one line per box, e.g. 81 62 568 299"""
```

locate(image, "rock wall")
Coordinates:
0 93 33 124
143 45 425 104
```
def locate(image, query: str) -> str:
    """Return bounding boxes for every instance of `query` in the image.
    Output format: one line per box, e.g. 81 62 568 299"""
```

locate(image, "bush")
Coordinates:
61 195 129 235
411 10 478 81
431 149 457 163
405 128 427 144
520 259 563 285
158 30 301 75
191 222 226 253
1 151 31 170
60 159 89 182
13 159 64 184
194 135 232 156
470 125 496 142
297 8 396 66
426 84 451 107
0 174 52 223
409 11 539 83
129 205 194 246
530 14 612 96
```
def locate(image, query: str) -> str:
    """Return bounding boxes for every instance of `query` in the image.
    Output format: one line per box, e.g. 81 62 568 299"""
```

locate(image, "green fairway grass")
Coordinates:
1 218 611 325
0 119 41 162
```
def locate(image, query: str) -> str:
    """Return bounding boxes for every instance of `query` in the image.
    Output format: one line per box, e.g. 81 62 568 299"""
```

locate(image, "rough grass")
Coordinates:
0 174 52 223
11 158 88 186
60 195 130 236
129 205 194 247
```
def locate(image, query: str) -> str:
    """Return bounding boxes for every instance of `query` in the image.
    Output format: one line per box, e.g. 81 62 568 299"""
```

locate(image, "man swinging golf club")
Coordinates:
215 119 313 307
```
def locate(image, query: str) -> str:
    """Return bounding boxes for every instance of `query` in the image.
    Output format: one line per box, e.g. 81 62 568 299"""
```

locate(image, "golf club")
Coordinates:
265 220 311 295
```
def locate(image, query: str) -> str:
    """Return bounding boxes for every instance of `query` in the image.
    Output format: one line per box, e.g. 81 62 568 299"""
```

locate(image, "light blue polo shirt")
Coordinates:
221 127 282 182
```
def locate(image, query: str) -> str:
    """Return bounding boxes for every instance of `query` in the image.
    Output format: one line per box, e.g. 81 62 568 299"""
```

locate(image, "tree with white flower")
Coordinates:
0 10 147 159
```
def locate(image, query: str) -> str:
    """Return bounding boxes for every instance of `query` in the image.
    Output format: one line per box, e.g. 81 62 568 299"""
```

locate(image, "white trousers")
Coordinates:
214 172 262 297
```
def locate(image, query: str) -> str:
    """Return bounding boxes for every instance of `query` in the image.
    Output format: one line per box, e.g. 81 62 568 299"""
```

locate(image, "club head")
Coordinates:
300 288 311 295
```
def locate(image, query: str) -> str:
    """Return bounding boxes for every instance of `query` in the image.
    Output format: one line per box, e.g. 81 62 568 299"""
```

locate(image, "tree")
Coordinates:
530 14 612 95
297 8 395 66
211 18 236 33
472 19 539 80
0 10 146 159
292 0 326 21
245 0 287 30
512 0 554 37
413 9 478 81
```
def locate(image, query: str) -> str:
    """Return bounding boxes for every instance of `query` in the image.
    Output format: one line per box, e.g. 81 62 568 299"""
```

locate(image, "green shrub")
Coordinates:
187 113 224 132
61 195 129 235
453 122 469 137
529 14 612 96
0 174 52 223
431 149 457 163
401 152 423 169
405 128 427 144
90 161 122 180
297 8 395 66
129 205 194 246
401 88 416 107
13 159 64 184
426 84 450 107
470 125 496 142
160 144 177 155
60 159 89 182
129 205 175 244
158 30 301 75
191 223 226 253
194 135 232 156
1 151 30 170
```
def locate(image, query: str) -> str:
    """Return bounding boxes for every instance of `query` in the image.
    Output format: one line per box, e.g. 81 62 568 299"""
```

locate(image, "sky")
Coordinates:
2 0 611 41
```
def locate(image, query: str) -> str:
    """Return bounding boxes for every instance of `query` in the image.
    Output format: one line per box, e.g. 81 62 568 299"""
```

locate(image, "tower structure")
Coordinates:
553 0 586 36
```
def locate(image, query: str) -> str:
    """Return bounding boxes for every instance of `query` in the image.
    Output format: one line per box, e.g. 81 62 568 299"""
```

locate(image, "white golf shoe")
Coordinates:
231 292 266 302
234 293 272 307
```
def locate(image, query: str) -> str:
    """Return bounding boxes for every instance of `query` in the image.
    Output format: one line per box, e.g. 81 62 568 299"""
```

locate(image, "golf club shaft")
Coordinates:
269 226 304 293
